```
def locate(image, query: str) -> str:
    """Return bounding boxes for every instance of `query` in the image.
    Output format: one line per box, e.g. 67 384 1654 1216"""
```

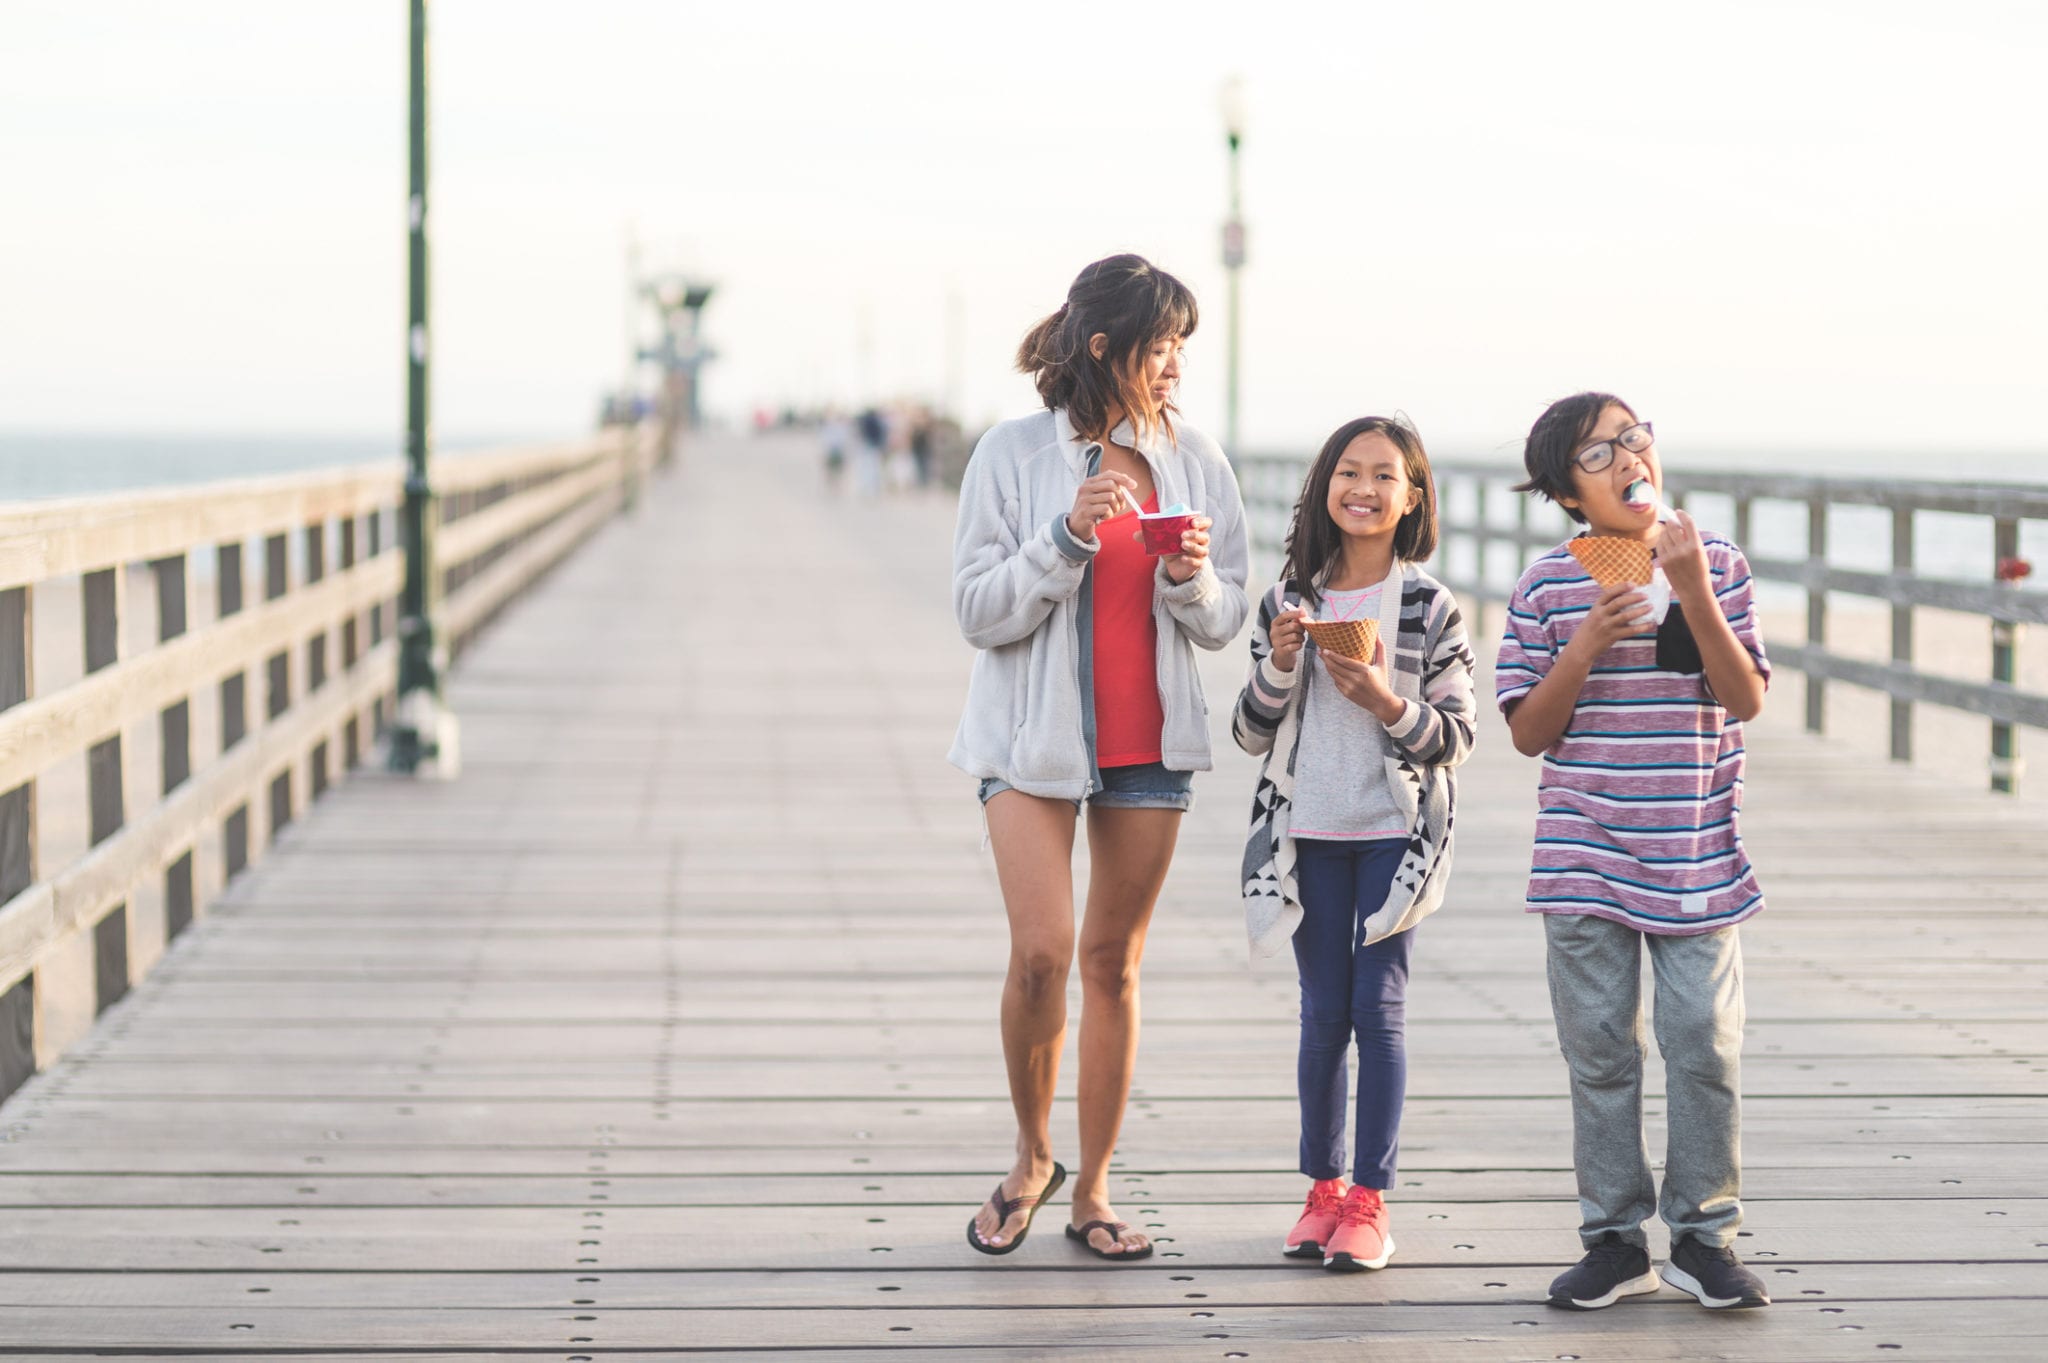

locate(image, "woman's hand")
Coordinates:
1654 510 1712 604
1268 606 1307 673
1066 471 1140 543
1320 639 1406 725
1570 582 1658 660
1160 514 1212 584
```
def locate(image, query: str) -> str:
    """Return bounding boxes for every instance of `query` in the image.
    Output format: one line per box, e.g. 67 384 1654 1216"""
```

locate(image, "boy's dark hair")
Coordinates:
1015 253 1198 446
1512 391 1636 525
1281 415 1438 609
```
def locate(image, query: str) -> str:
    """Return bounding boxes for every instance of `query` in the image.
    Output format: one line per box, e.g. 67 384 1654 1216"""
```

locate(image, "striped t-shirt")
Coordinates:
1495 533 1771 935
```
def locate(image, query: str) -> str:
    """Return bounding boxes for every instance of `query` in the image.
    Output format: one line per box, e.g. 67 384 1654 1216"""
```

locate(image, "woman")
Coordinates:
950 254 1250 1260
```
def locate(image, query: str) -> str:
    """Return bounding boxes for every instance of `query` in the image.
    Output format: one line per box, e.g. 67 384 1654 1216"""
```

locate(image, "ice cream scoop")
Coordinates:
1624 479 1678 523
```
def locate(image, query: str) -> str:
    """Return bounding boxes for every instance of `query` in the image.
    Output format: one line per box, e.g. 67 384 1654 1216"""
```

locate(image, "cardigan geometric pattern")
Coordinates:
1233 563 1477 960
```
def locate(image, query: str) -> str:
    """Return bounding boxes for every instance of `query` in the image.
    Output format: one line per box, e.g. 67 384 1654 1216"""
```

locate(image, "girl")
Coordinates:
952 254 1251 1261
1233 416 1475 1272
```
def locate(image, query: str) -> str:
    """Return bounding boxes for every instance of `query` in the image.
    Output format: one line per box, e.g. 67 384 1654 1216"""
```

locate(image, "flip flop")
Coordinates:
1066 1218 1155 1260
966 1161 1067 1256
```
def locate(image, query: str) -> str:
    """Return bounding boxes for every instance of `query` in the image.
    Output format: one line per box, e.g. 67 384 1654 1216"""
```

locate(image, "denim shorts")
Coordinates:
978 761 1193 813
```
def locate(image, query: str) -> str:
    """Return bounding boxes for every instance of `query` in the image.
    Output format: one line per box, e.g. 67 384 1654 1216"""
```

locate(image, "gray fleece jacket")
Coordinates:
948 407 1251 800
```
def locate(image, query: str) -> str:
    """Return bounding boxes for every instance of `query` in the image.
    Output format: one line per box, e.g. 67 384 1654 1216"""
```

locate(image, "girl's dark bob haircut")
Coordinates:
1281 415 1438 609
1512 391 1636 524
1015 253 1198 446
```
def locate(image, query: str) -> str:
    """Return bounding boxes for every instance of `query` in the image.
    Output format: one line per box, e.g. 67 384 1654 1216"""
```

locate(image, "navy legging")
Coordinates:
1291 837 1415 1189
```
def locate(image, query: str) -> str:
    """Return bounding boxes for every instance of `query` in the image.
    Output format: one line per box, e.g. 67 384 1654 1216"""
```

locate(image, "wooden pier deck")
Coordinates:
1 433 2043 1360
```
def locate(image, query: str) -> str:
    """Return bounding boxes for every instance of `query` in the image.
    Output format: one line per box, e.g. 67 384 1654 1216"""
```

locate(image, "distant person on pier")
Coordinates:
909 406 936 488
1496 392 1775 1313
819 409 850 491
854 405 887 496
951 253 1249 1261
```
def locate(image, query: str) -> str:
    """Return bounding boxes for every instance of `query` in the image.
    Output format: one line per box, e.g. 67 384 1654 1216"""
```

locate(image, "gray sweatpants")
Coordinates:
1543 912 1745 1249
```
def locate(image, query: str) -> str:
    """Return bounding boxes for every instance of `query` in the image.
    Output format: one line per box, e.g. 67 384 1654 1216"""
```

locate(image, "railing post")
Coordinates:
1890 505 1914 762
1476 473 1489 563
1805 497 1827 734
1991 516 2021 793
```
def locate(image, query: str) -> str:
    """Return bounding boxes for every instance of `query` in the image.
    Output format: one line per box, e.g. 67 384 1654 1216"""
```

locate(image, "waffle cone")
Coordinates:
1568 536 1654 587
1303 617 1379 662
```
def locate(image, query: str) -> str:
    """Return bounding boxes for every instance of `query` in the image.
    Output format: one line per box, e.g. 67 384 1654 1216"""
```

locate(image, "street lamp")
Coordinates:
1219 77 1247 456
391 0 456 777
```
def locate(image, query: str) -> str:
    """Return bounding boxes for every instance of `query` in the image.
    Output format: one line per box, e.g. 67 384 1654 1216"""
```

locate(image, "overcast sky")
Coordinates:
3 1 2043 459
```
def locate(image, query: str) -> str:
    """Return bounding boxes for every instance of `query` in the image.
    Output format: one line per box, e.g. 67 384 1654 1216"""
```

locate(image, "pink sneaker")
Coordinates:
1324 1184 1394 1271
1283 1178 1348 1259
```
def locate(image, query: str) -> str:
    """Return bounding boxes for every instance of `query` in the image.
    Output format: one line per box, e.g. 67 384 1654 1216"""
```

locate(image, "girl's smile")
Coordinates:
1325 433 1420 541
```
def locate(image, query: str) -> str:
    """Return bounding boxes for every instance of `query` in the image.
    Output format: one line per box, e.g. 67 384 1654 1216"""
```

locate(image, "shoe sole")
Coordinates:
1323 1235 1395 1273
1546 1268 1662 1310
1282 1240 1324 1259
1659 1262 1771 1309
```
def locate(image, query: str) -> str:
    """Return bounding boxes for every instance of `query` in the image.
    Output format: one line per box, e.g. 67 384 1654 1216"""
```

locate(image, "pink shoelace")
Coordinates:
1338 1186 1385 1225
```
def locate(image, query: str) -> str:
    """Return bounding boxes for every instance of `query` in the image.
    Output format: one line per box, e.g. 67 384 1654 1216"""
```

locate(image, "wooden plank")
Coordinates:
2 1161 2045 1207
0 466 400 591
4 1260 2044 1309
0 1302 2039 1361
0 1198 2040 1272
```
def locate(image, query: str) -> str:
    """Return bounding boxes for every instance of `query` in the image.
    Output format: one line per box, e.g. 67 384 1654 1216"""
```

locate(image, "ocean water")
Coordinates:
0 430 576 503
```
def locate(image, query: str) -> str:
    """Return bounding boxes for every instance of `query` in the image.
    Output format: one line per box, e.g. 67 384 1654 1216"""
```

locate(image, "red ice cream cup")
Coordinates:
1138 512 1196 556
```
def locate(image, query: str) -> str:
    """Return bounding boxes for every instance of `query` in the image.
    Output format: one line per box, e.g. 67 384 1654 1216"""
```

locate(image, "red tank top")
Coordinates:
1091 493 1165 768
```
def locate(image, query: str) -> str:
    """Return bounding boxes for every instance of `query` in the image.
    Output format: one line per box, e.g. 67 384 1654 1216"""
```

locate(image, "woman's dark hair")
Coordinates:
1281 415 1439 608
1513 391 1636 524
1015 254 1198 444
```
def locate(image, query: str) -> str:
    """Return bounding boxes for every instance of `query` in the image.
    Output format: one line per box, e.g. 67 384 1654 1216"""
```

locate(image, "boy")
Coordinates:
1496 392 1773 1311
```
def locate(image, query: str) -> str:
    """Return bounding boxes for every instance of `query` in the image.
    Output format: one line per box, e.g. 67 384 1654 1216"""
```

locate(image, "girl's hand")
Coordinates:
1161 514 1212 584
1268 606 1308 673
1655 510 1712 604
1571 582 1658 659
1067 471 1140 543
1320 639 1405 724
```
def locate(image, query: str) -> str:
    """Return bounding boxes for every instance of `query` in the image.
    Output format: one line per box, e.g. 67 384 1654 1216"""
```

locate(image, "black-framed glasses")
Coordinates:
1573 421 1655 474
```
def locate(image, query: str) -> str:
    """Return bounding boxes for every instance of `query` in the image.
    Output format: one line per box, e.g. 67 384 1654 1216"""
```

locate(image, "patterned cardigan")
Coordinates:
1232 562 1477 960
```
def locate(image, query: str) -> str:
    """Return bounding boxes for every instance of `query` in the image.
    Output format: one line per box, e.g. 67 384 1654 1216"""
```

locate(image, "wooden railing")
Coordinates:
1237 454 2047 794
0 427 656 1095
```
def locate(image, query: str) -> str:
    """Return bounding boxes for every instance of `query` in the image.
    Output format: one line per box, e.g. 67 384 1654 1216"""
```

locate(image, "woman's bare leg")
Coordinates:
971 790 1077 1248
1069 803 1182 1254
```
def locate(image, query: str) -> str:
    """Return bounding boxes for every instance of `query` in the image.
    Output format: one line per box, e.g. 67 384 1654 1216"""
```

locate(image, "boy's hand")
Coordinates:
1655 510 1713 603
1573 583 1658 658
1321 638 1406 724
1268 607 1307 673
1160 514 1213 584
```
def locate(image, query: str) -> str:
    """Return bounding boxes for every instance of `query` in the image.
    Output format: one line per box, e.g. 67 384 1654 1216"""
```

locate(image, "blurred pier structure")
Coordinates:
0 431 2041 1358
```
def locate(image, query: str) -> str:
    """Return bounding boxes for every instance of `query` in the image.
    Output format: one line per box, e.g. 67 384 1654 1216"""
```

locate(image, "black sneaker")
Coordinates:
1660 1234 1772 1308
1546 1231 1662 1310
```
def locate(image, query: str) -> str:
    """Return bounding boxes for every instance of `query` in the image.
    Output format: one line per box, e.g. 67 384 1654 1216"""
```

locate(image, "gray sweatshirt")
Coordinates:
948 407 1251 800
